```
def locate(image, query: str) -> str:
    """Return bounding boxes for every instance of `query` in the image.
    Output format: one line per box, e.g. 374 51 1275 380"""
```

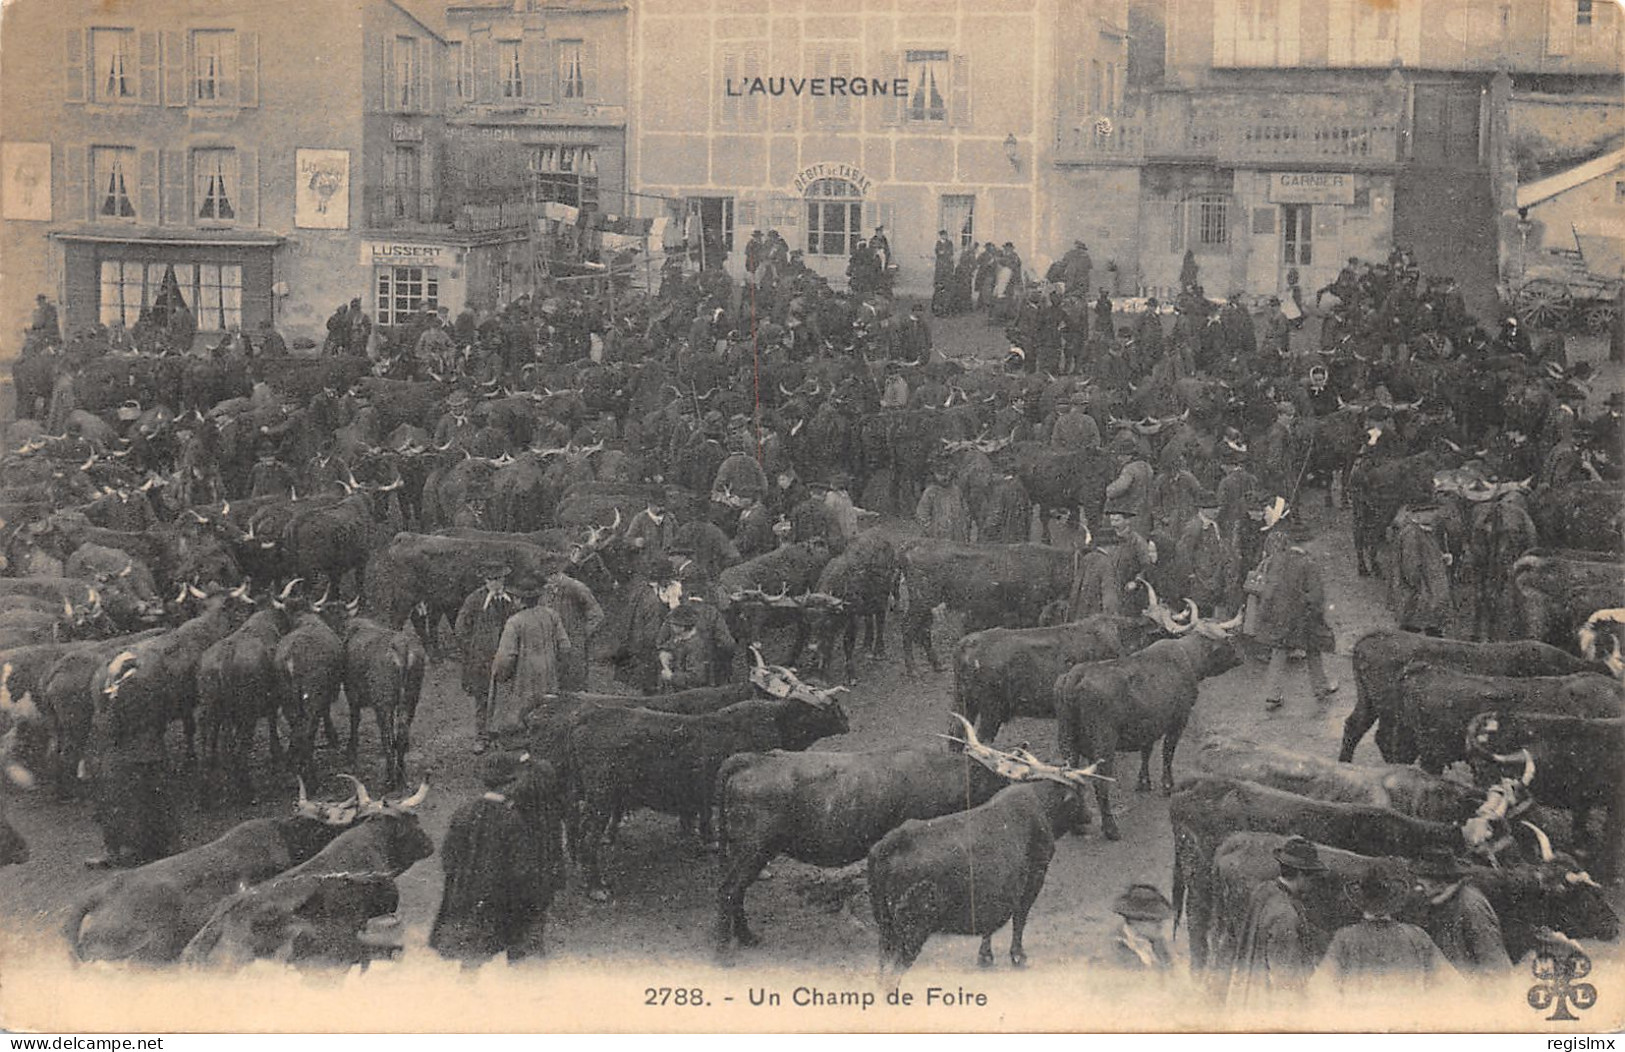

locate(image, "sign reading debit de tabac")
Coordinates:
1268 172 1355 205
361 240 447 266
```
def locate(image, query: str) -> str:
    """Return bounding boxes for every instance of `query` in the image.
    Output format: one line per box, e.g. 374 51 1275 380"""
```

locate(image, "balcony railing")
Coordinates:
363 188 538 233
1057 111 1401 167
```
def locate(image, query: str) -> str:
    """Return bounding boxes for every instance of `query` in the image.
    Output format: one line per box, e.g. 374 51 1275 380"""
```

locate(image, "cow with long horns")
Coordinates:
1054 605 1244 840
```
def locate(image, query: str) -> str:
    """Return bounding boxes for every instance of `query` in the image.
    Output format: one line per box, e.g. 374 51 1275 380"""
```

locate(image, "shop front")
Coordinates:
54 228 283 345
361 233 532 328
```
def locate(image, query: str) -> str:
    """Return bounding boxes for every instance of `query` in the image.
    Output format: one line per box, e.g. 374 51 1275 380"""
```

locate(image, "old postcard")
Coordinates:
0 0 1621 1035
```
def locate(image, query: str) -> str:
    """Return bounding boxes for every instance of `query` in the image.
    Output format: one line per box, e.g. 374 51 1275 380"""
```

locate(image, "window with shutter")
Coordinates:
238 32 259 107
92 147 138 221
191 30 236 106
448 42 465 102
395 37 421 111
948 52 970 127
499 40 524 99
193 148 238 223
91 29 137 103
902 49 948 123
558 40 585 100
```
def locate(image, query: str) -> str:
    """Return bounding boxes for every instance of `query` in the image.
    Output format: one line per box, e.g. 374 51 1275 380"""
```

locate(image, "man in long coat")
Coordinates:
1104 433 1155 526
657 596 737 691
1254 510 1338 709
1179 491 1238 617
1315 866 1456 1001
540 568 605 692
430 751 551 967
915 465 971 542
490 589 573 735
1225 836 1331 1008
454 564 524 753
1413 847 1511 976
1392 511 1450 636
932 231 956 316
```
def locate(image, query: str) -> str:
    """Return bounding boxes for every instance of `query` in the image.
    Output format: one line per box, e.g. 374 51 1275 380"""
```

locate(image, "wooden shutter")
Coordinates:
461 41 474 101
1397 0 1422 66
1546 0 1575 55
582 39 600 102
474 35 495 103
382 36 396 111
1327 0 1354 65
1212 0 1238 66
834 50 855 126
363 30 382 112
138 149 159 224
239 31 259 107
1278 0 1301 65
949 51 970 128
810 47 830 125
445 42 460 105
415 40 429 111
162 149 188 225
138 31 159 104
525 38 550 102
1313 204 1340 239
61 144 87 221
743 44 766 126
426 42 439 113
1075 56 1091 116
237 149 258 227
163 31 187 106
65 29 87 103
216 33 239 106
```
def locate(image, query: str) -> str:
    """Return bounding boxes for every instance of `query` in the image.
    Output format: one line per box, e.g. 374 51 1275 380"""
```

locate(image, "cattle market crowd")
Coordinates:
0 234 1621 1014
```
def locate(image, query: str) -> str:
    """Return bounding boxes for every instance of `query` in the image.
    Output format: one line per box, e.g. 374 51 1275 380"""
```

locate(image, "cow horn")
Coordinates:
312 585 331 611
948 711 985 752
339 773 375 810
279 578 304 600
1520 820 1556 863
780 383 795 396
610 507 622 531
187 584 207 599
1214 608 1244 631
187 509 208 523
398 781 429 809
749 643 767 669
1566 870 1602 889
297 776 310 807
174 584 190 604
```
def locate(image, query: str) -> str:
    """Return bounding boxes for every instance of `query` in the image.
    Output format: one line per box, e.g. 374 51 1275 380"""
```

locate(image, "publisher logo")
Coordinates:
1528 944 1597 1022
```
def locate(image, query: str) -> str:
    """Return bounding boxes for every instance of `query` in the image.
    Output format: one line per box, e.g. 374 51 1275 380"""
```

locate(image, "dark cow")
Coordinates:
868 762 1094 974
1348 452 1439 576
180 781 433 969
802 533 900 683
1469 711 1625 877
62 785 365 963
275 600 347 787
1531 482 1624 553
1054 613 1243 840
1397 665 1623 773
251 357 371 404
1339 630 1603 764
1004 443 1116 543
27 512 242 594
953 612 1161 746
897 541 1075 674
1509 551 1624 651
342 616 428 789
1196 736 1483 823
1208 832 1617 979
1465 494 1539 641
713 746 1009 951
281 473 403 597
364 532 576 651
1170 776 1468 972
195 583 303 805
717 540 833 661
567 692 850 897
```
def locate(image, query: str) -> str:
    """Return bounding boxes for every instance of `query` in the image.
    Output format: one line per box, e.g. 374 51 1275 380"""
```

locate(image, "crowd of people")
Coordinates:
7 217 1617 995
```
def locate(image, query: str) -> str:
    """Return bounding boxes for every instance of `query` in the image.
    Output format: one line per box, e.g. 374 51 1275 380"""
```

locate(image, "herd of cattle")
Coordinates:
0 317 1619 981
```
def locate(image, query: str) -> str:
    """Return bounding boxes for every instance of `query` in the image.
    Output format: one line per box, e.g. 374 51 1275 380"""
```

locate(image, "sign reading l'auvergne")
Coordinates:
725 75 911 99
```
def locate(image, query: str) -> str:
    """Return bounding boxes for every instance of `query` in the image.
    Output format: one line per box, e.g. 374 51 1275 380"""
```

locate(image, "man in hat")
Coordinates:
1105 431 1154 527
1413 847 1511 975
898 302 933 362
455 563 525 753
416 306 456 372
1253 500 1339 708
1316 864 1455 998
431 750 552 966
933 230 957 316
29 293 60 342
1393 505 1450 637
1494 315 1532 360
1109 883 1175 971
1051 389 1102 452
915 461 971 541
434 390 478 452
1131 297 1164 380
1062 240 1093 303
1179 489 1238 617
657 575 737 691
1225 836 1331 1007
625 499 677 574
256 317 288 359
490 581 573 734
539 564 605 692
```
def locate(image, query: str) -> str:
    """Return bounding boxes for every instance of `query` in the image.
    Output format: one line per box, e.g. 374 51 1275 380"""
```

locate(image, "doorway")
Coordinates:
1411 85 1482 167
686 197 734 270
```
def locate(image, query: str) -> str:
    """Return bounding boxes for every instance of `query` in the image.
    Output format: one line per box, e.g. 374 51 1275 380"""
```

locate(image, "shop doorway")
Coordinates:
686 197 734 270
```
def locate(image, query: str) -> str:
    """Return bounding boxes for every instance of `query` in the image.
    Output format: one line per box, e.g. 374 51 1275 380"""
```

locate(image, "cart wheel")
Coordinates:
1515 282 1570 330
1583 304 1617 335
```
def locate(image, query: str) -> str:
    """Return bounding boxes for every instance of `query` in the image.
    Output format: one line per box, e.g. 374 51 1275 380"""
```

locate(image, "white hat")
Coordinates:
1261 497 1289 531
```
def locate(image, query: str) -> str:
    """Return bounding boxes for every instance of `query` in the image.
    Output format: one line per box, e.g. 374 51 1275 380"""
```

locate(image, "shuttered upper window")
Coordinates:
94 147 138 220
192 30 235 105
904 49 948 122
194 148 238 223
92 29 136 102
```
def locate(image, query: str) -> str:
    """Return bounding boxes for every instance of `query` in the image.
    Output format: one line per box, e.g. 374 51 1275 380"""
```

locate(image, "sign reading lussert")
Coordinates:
361 240 447 266
1268 172 1356 205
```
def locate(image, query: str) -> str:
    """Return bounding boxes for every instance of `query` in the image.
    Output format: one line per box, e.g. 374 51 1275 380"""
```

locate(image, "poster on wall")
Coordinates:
295 148 350 229
2 142 52 221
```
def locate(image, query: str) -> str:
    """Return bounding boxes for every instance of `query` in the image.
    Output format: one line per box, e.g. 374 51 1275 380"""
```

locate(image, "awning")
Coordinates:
50 224 286 248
